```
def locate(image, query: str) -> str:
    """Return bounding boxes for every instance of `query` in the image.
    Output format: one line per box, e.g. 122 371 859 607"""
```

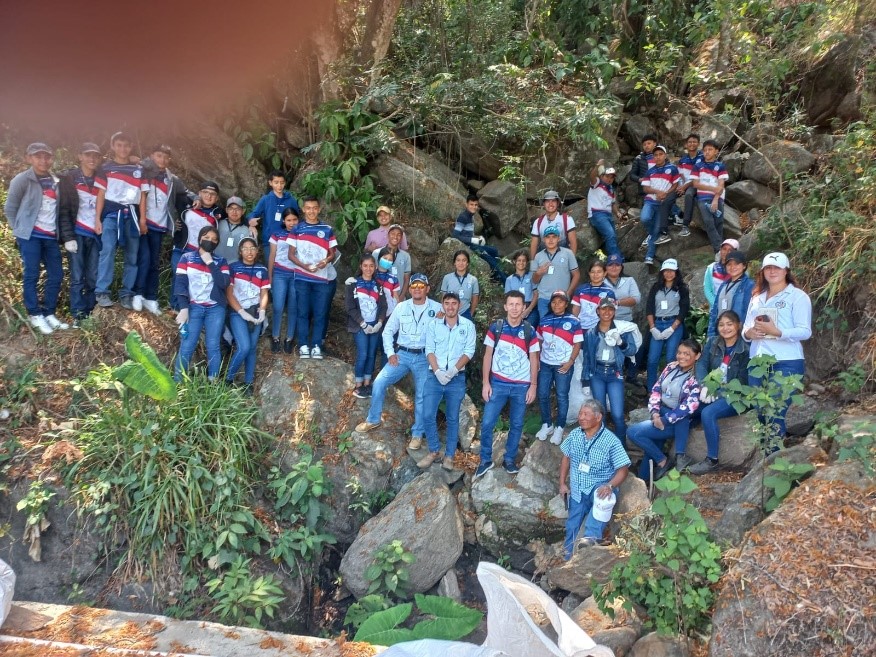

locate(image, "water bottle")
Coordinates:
179 323 189 338
714 208 723 219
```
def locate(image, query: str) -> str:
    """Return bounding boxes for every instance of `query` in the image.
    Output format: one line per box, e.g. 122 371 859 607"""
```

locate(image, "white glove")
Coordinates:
434 369 448 384
238 309 257 323
472 236 486 246
604 329 620 347
345 277 357 285
64 240 78 253
650 326 662 340
660 326 675 340
200 251 213 265
364 321 382 335
700 387 716 404
447 365 460 378
256 309 266 324
176 308 189 325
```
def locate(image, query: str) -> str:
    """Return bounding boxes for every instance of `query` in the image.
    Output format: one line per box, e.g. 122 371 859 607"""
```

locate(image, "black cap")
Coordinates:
725 250 747 265
151 144 173 156
201 181 220 193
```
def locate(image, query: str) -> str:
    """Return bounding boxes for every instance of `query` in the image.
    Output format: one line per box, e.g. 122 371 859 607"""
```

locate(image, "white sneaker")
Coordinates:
44 314 69 330
535 423 551 441
132 295 144 311
639 236 650 249
29 315 53 335
142 299 162 316
299 346 311 359
550 426 564 445
311 346 323 360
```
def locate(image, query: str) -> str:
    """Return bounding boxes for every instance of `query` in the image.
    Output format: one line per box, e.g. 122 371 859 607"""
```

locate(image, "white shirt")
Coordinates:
742 284 811 361
382 298 443 354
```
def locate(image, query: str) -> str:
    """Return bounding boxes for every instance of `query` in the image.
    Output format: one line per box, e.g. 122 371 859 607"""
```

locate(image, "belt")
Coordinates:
656 315 678 321
396 345 425 354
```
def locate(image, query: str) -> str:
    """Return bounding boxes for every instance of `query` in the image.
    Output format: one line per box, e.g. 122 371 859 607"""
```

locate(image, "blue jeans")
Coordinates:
480 379 529 465
682 186 697 226
564 487 616 559
699 397 739 459
174 304 227 381
271 271 297 340
589 211 620 256
295 279 333 348
697 199 724 252
590 366 627 442
537 297 552 321
68 234 100 318
134 229 165 301
537 362 573 427
747 359 805 438
471 243 506 282
226 312 261 384
17 237 63 316
657 192 678 234
353 327 380 381
96 212 140 299
525 307 539 329
423 373 467 456
169 247 184 309
640 202 662 259
647 318 684 389
366 350 430 437
628 413 691 479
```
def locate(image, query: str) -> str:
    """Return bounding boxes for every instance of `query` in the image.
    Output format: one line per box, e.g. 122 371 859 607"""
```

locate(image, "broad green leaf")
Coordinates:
411 595 483 641
354 603 414 645
114 332 176 400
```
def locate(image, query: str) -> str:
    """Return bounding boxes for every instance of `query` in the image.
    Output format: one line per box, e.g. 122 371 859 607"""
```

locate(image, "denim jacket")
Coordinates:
582 319 640 381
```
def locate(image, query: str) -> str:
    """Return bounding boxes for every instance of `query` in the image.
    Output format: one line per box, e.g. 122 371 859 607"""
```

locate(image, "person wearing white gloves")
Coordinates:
345 254 388 399
225 237 270 394
644 259 690 389
418 291 477 470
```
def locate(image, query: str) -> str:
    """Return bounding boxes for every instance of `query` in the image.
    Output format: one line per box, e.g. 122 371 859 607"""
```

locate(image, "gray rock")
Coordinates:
468 179 486 191
615 476 650 518
705 87 752 114
593 626 642 657
570 595 642 639
710 503 764 547
457 394 479 452
561 593 585 614
659 103 693 149
630 631 689 657
804 133 835 154
720 152 746 184
406 226 440 255
740 122 780 150
437 568 462 601
546 545 623 596
477 180 527 238
340 471 464 598
742 140 816 188
683 413 759 468
563 200 605 257
623 115 658 151
721 204 742 238
389 456 423 494
784 402 819 436
724 180 776 212
697 116 740 150
801 37 863 126
687 262 710 309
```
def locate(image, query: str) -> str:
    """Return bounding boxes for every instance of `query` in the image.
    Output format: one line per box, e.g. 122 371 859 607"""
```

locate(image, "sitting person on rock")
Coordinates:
639 145 680 265
372 223 411 299
628 339 702 481
505 249 539 327
346 253 388 400
559 400 630 559
703 238 739 307
440 249 480 321
707 249 754 338
452 195 505 282
529 190 577 259
531 225 580 320
419 291 477 470
689 310 750 474
674 133 704 238
587 159 621 257
692 139 729 254
365 205 408 252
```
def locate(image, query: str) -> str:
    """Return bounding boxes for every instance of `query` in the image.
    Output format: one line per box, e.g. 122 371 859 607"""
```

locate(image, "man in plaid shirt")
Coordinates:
559 400 630 559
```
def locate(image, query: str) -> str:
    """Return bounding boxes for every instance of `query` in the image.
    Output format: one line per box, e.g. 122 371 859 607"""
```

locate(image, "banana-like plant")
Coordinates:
114 331 176 401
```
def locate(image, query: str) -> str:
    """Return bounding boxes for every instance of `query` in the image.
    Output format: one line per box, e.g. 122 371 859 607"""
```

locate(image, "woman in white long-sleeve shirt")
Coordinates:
742 252 812 439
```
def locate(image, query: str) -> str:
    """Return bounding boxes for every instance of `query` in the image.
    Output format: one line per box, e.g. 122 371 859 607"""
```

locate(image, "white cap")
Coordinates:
761 252 790 269
660 258 679 271
603 167 616 175
721 238 740 249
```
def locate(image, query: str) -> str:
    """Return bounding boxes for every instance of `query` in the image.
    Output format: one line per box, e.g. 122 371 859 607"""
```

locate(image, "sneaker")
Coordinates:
639 236 650 249
535 423 551 441
362 384 372 398
671 216 686 227
550 426 564 445
353 386 368 399
44 314 69 330
355 420 381 433
655 233 672 245
653 459 673 482
442 456 455 471
679 226 691 237
689 458 719 475
29 315 53 335
96 294 114 308
242 383 254 398
310 346 323 360
474 460 494 479
299 345 311 359
284 339 294 354
408 437 423 450
71 319 81 330
675 453 694 472
271 338 281 354
644 257 655 265
503 461 520 475
417 451 440 469
119 296 134 310
142 299 162 315
132 295 144 311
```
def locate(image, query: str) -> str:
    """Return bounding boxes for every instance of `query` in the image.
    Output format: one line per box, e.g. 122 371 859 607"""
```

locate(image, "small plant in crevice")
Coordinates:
816 417 876 476
16 480 56 562
352 594 484 646
267 446 331 528
762 458 815 512
205 555 286 628
365 540 416 599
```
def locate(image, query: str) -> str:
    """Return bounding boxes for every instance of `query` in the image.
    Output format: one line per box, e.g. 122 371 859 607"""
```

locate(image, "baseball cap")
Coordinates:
226 196 245 208
201 181 220 193
653 144 668 153
725 250 747 265
661 258 679 271
410 273 429 285
597 296 618 309
721 238 740 250
606 253 624 266
151 144 173 155
543 225 562 237
387 223 405 233
761 252 790 270
550 290 569 301
80 142 101 154
376 205 393 216
543 190 560 201
603 167 617 175
26 143 52 155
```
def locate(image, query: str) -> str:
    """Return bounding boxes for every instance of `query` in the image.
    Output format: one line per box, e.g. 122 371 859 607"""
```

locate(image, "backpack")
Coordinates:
494 318 535 344
535 213 573 236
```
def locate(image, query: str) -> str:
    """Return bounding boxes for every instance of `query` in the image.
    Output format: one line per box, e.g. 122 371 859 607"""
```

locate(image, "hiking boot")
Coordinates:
408 437 423 450
271 338 281 354
689 458 719 475
96 294 114 308
535 423 551 441
550 426 564 445
132 295 144 311
675 453 694 472
442 456 455 471
355 420 381 433
655 233 672 245
283 338 294 354
119 296 134 310
417 451 440 469
29 315 53 335
679 226 691 237
474 460 494 479
310 346 323 360
45 314 69 330
299 345 310 359
504 461 520 475
143 299 162 315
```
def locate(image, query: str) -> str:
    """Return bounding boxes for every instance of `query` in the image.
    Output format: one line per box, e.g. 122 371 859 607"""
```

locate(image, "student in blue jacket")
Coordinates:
248 169 300 264
706 250 754 338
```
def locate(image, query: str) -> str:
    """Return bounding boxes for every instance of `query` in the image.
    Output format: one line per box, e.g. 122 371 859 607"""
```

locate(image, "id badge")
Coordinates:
519 287 525 294
392 266 398 276
578 462 591 473
660 300 669 310
548 266 555 275
721 299 728 310
226 237 235 247
458 290 465 298
602 349 611 362
274 211 281 222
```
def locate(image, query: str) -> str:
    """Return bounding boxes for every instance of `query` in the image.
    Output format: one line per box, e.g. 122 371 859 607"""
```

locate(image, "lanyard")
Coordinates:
546 250 559 263
410 304 428 329
455 273 468 287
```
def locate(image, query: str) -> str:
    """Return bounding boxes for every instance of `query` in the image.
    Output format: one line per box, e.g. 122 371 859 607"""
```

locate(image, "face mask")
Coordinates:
379 258 393 270
200 239 218 253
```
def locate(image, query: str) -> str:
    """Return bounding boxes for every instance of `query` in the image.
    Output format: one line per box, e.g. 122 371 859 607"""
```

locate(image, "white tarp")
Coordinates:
0 559 15 626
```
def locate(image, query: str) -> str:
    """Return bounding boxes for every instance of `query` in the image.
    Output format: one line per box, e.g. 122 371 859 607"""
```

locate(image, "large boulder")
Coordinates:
339 471 464 598
801 37 864 126
682 413 759 469
477 180 527 237
742 140 816 189
563 200 605 256
724 180 776 212
622 115 658 151
709 459 875 657
374 142 468 222
545 545 623 596
740 122 781 150
696 116 740 150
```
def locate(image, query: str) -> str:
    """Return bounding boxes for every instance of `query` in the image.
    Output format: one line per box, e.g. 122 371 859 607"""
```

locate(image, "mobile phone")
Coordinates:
757 314 771 322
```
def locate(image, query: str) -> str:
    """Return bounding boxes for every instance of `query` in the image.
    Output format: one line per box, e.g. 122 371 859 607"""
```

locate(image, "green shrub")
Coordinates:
365 540 416 598
353 594 483 646
206 556 286 628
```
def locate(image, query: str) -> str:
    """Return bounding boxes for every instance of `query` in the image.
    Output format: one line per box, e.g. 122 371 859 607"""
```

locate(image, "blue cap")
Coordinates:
543 225 562 237
410 273 429 285
606 253 624 265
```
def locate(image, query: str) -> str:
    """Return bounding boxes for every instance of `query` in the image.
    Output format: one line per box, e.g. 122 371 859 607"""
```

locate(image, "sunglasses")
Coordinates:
409 282 427 289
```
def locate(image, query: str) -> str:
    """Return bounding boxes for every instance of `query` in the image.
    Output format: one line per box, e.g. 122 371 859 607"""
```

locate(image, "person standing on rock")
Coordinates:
674 133 704 238
475 290 540 478
248 169 300 265
628 133 657 205
216 196 256 264
505 249 540 329
706 250 754 338
418 291 477 470
529 190 577 260
587 159 621 257
531 225 580 320
365 205 408 252
372 224 411 299
639 145 680 265
645 259 690 389
356 273 442 447
604 253 642 380
345 253 388 399
452 195 505 282
559 400 630 558
703 238 739 307
692 139 729 253
440 250 480 321
225 237 269 394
